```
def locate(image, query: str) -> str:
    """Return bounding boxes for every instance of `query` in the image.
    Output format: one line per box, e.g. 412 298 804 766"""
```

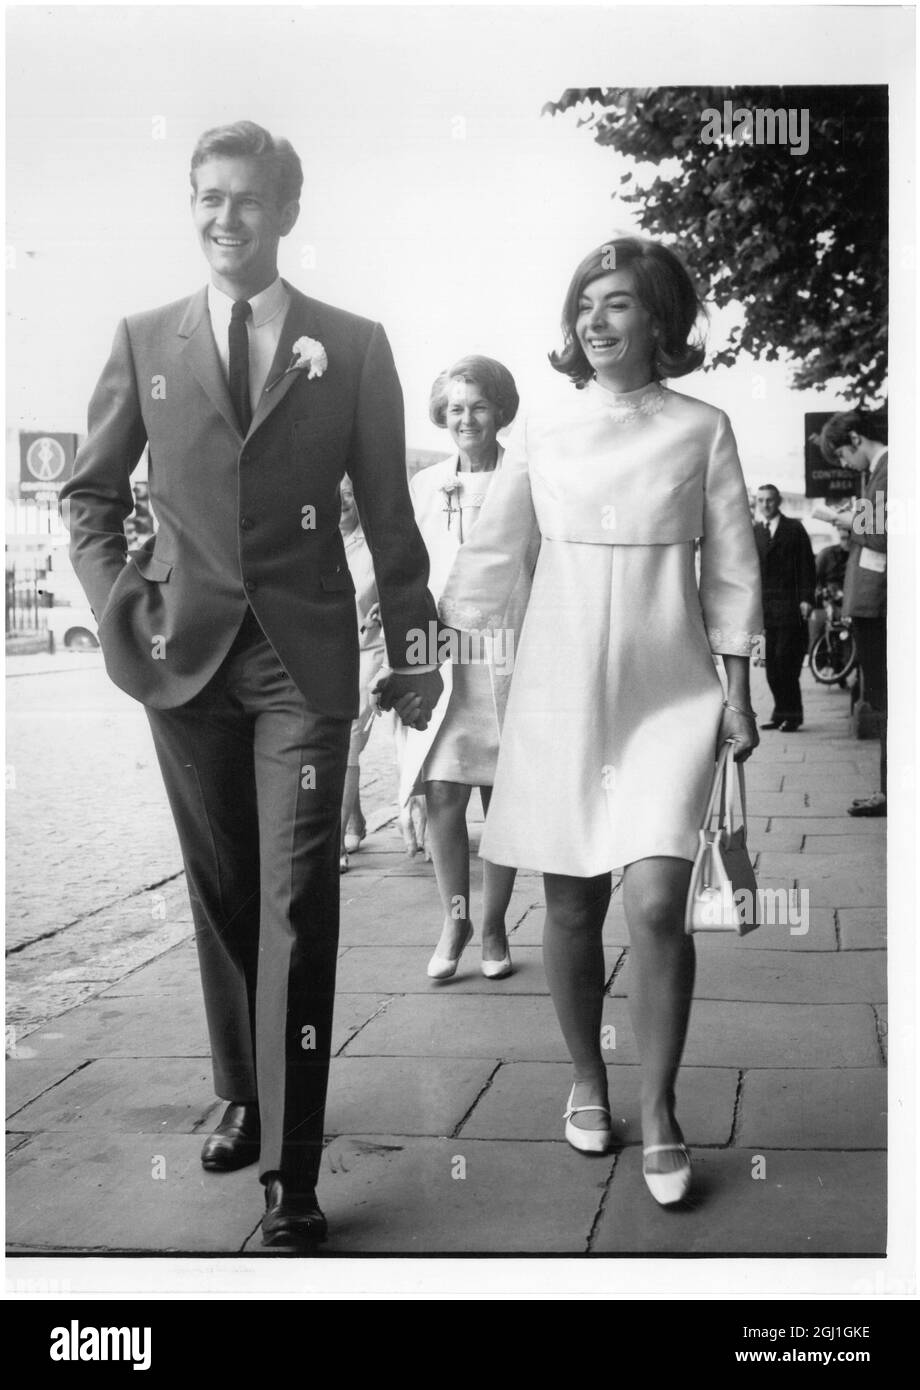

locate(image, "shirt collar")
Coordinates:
868 447 887 478
207 276 288 329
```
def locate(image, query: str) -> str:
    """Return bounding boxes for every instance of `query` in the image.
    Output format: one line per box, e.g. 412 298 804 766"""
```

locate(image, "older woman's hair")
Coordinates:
429 355 520 429
817 408 888 466
550 237 706 387
190 120 303 209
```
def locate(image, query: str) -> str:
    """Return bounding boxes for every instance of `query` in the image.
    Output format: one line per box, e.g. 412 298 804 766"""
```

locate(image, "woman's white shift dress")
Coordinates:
395 452 535 800
438 380 764 876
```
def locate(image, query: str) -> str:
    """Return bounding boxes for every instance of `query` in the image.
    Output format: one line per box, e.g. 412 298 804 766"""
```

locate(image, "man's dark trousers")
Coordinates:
756 513 816 729
764 620 809 727
146 607 350 1192
851 615 887 795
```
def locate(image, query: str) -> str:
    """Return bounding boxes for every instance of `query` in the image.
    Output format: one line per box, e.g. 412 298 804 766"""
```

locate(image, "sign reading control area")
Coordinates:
804 414 854 500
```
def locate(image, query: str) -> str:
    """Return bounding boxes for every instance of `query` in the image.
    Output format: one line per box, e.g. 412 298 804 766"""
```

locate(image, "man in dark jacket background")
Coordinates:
818 410 888 816
754 484 817 732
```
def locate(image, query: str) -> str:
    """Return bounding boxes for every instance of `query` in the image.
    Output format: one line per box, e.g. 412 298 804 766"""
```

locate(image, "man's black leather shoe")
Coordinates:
200 1102 260 1171
779 721 802 732
261 1175 328 1248
759 720 782 730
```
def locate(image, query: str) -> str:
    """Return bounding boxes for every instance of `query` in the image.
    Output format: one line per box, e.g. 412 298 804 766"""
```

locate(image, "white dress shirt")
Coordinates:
207 277 290 412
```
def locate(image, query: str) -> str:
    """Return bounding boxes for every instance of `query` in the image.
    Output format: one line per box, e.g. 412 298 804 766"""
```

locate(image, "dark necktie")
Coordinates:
229 300 253 435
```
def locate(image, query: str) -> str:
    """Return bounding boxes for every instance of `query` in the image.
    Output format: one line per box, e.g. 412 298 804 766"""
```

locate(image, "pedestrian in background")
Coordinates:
754 485 816 731
815 520 852 597
398 355 534 981
338 474 386 871
810 519 852 646
819 409 888 816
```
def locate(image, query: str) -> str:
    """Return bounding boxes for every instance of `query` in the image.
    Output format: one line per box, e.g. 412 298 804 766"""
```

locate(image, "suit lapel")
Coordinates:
177 288 241 438
247 283 318 439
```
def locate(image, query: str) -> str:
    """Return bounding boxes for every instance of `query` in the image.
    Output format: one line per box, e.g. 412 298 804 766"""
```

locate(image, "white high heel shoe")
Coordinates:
563 1085 612 1155
642 1143 692 1206
426 921 474 980
481 946 512 980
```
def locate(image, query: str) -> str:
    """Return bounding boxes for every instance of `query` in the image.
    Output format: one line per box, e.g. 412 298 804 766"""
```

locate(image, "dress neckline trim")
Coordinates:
584 379 667 422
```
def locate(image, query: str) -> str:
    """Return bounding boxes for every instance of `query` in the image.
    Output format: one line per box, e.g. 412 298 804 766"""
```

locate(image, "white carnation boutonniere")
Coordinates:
266 336 328 391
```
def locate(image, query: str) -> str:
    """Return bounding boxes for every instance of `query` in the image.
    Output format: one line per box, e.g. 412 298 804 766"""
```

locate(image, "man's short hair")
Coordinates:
757 484 782 502
190 121 303 208
817 408 888 466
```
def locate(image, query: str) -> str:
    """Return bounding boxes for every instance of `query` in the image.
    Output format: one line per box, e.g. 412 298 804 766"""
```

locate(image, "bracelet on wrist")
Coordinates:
723 701 756 720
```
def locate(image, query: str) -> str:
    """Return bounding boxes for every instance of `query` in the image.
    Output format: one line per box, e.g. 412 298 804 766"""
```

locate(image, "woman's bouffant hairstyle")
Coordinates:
190 120 303 209
429 355 520 430
817 408 888 466
550 237 707 387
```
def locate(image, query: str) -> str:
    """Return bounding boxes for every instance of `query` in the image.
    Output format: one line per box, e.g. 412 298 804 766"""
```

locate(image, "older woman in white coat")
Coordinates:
438 241 762 1206
398 356 535 981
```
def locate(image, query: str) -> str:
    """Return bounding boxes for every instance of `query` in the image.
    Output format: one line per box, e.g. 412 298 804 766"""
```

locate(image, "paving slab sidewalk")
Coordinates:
6 669 887 1256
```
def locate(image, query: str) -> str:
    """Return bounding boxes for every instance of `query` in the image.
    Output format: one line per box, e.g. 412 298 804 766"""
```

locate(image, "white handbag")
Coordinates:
685 740 759 935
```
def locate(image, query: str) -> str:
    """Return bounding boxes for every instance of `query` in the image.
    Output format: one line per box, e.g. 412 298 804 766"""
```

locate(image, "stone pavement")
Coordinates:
6 666 887 1256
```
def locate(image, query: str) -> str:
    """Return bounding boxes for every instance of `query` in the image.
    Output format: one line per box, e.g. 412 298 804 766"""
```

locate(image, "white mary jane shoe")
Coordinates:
642 1143 692 1206
426 921 474 980
481 948 512 980
563 1085 612 1155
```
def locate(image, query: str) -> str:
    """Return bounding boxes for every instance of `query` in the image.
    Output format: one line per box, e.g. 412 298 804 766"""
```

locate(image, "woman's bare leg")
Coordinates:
621 856 695 1173
425 779 474 958
479 785 517 960
542 871 612 1130
339 764 360 853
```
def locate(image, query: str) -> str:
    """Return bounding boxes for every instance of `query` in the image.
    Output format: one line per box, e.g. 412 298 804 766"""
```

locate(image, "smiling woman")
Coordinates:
550 237 706 389
438 236 763 1206
397 354 532 985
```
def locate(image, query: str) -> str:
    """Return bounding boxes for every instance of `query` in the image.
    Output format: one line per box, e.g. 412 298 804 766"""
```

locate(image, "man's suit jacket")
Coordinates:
754 513 817 626
60 282 438 715
843 456 887 621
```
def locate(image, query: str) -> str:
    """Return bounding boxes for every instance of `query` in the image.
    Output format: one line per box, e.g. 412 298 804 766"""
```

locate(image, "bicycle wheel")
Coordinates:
809 625 857 684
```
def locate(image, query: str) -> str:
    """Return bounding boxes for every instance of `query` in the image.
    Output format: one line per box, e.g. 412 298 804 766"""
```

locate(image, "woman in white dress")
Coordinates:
338 474 386 871
398 357 535 981
438 240 763 1205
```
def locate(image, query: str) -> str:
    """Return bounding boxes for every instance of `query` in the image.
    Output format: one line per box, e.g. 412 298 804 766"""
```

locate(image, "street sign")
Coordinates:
804 413 854 500
19 433 77 499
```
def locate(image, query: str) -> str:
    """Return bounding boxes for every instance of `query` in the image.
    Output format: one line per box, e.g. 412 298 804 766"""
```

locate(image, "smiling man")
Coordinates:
60 121 442 1249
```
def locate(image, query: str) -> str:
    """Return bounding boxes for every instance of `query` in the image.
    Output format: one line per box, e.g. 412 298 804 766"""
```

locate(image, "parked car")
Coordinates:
45 598 99 652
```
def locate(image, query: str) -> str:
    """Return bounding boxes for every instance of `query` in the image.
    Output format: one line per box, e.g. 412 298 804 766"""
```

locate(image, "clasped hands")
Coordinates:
373 668 444 731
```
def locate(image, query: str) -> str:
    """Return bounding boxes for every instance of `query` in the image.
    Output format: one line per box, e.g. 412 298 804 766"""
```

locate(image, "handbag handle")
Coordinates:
703 739 749 837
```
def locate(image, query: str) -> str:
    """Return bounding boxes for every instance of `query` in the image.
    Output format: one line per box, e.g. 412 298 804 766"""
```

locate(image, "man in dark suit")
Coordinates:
60 121 443 1247
818 410 888 816
753 485 817 731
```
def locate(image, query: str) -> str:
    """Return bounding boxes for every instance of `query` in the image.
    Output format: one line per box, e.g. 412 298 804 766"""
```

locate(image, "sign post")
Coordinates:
19 432 77 502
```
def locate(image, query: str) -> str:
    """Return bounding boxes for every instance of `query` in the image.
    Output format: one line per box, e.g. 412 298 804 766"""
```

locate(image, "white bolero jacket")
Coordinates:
439 382 763 656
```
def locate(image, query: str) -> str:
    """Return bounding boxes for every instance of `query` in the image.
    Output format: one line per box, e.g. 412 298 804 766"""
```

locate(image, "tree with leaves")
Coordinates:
543 87 887 402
